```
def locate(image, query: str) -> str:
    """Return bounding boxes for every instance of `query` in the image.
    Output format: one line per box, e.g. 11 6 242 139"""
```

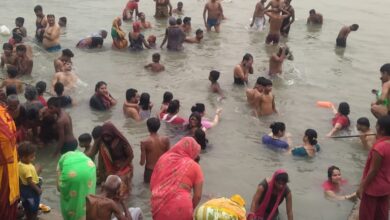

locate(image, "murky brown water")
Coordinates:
1 0 390 219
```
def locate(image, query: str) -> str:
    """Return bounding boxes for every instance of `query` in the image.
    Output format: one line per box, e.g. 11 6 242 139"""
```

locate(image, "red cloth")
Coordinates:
254 169 287 220
126 1 138 10
37 96 47 107
98 93 113 110
321 179 347 193
332 113 350 128
359 193 389 220
362 136 390 196
0 167 18 220
150 137 203 220
161 113 185 125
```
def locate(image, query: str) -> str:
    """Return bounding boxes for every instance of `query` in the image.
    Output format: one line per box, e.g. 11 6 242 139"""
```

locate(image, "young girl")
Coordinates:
139 92 153 120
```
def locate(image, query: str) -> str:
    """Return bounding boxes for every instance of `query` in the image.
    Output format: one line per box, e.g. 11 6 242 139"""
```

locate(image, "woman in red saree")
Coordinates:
0 104 19 220
99 122 133 200
248 169 293 220
150 137 203 220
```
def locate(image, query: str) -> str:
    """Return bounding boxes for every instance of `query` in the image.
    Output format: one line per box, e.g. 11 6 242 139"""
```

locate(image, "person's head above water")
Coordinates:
338 102 350 116
152 53 160 63
176 18 182 25
183 17 191 25
242 53 253 63
327 165 341 184
188 112 202 129
103 175 122 196
309 9 316 15
177 1 183 9
147 35 156 44
139 92 150 110
92 125 102 140
94 81 107 93
59 17 67 27
61 49 74 59
167 99 180 114
350 24 359 31
15 17 25 27
54 82 65 96
380 63 390 83
274 171 289 192
7 66 18 79
191 103 205 114
126 88 138 103
357 117 370 132
209 70 220 83
263 78 273 93
195 29 203 39
34 5 43 16
168 17 177 26
376 115 390 137
3 43 13 55
270 122 286 137
163 91 173 104
24 85 38 101
304 129 318 145
36 81 47 96
147 117 160 133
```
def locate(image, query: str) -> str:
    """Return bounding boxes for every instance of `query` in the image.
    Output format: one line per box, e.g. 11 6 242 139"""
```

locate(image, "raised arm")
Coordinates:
248 185 265 220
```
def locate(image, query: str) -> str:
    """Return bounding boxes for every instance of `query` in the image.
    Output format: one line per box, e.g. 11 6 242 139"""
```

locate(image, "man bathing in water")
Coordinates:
371 63 390 118
123 88 141 120
280 0 295 37
172 2 184 15
145 53 165 73
138 12 152 29
233 53 254 85
1 43 15 69
254 78 277 116
250 0 267 31
51 62 79 95
265 8 291 45
185 29 204 43
336 24 359 48
246 77 267 108
307 9 323 25
154 0 172 18
203 0 224 33
140 118 170 183
43 14 61 52
0 67 23 94
54 49 74 72
15 45 33 76
34 5 47 43
86 175 133 220
47 97 77 156
269 46 289 75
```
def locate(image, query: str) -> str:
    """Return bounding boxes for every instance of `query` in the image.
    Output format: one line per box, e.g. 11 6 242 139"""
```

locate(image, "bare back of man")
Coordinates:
140 134 169 170
0 79 23 93
269 54 284 75
256 93 276 116
246 88 262 108
123 105 140 120
87 195 130 220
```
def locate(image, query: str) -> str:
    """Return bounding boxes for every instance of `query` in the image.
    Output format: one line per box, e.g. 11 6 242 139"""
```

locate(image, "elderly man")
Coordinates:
160 17 185 51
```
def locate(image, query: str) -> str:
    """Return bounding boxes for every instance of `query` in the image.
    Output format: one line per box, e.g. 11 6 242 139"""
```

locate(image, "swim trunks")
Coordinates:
61 139 78 154
234 76 245 85
266 34 280 44
144 167 153 183
254 17 265 31
46 44 61 52
207 18 219 28
336 38 346 48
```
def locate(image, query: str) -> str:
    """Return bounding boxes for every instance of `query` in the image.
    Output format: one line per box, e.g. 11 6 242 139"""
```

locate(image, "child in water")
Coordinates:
209 70 225 99
15 17 27 37
356 117 375 149
79 133 93 160
144 53 165 72
147 35 157 48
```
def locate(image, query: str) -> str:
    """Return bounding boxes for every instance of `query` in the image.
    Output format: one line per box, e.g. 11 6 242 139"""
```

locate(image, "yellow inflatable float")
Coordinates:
194 194 246 220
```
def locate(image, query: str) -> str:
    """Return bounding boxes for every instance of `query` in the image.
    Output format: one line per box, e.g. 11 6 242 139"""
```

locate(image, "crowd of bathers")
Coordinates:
1 0 390 220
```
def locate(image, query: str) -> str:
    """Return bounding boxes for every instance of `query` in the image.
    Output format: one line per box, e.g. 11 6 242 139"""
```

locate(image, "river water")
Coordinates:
1 0 390 219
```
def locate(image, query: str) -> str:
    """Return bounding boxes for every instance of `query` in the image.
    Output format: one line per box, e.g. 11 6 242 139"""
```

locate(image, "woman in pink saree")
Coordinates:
150 137 203 220
247 169 293 220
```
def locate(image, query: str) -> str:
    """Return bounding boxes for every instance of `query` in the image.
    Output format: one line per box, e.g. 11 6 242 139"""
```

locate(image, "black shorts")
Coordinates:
144 167 153 183
336 38 346 47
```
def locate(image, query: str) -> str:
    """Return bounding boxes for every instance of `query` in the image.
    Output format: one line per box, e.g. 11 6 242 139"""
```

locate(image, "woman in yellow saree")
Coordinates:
111 17 128 49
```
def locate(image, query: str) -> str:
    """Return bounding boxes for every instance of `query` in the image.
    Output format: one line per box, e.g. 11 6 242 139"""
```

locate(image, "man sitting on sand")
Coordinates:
140 118 170 183
307 9 323 25
86 175 142 220
43 14 61 52
336 24 359 48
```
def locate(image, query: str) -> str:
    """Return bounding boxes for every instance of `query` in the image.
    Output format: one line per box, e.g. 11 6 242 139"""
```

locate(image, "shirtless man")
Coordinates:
203 0 223 33
43 14 61 52
264 8 291 44
140 118 170 183
371 63 390 118
123 88 140 120
246 76 267 108
233 53 254 85
51 62 79 95
122 0 139 21
280 0 295 37
1 43 15 69
172 2 184 15
138 12 152 29
265 0 282 10
269 46 288 75
307 9 323 25
47 97 77 156
250 0 267 31
255 78 277 116
0 66 23 93
182 17 192 34
336 24 359 48
144 53 165 72
54 49 74 72
154 0 172 18
160 17 185 51
185 29 204 43
12 31 33 59
86 175 133 220
356 117 375 150
34 5 47 43
15 45 33 76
